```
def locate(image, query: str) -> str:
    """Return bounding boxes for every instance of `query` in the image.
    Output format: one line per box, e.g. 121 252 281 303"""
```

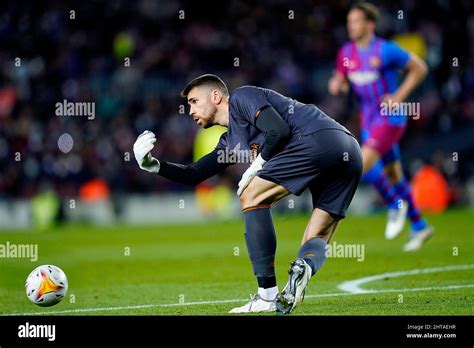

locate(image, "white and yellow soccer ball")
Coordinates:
25 265 68 307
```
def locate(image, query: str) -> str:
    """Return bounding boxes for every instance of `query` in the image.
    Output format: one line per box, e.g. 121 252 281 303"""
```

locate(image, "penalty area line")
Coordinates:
3 283 474 316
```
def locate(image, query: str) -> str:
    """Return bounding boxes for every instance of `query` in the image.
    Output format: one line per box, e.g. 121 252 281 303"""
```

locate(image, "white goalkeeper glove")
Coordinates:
133 130 160 173
237 154 267 196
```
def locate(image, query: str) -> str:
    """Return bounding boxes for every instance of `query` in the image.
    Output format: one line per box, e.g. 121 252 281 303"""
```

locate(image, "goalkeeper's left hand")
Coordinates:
237 154 267 196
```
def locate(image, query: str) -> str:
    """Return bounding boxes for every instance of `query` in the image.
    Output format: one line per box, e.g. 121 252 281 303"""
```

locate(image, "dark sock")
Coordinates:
297 237 327 276
257 275 277 289
242 205 277 280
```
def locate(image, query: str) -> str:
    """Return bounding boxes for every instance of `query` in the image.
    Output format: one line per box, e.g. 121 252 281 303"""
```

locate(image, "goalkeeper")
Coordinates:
133 74 362 315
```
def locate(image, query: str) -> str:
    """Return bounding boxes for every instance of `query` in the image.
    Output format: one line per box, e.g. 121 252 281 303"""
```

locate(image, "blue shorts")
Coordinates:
258 129 363 219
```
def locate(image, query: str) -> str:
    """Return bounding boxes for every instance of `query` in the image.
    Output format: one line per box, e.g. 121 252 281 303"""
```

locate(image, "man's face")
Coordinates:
347 9 372 41
187 86 218 129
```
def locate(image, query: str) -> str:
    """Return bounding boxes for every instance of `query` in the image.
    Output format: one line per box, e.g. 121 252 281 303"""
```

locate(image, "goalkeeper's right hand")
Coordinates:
133 130 160 173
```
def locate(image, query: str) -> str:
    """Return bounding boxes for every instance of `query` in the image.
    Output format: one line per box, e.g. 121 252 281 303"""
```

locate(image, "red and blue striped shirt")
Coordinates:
336 36 410 130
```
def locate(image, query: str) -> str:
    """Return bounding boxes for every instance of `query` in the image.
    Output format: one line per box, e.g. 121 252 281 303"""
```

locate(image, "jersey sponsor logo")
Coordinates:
346 59 359 70
347 70 380 85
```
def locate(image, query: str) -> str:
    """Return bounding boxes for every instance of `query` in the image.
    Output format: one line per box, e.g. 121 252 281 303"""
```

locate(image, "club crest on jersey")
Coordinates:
370 56 381 67
250 143 259 162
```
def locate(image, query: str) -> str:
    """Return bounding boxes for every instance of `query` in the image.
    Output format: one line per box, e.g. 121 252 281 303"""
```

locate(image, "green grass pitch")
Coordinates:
0 209 473 315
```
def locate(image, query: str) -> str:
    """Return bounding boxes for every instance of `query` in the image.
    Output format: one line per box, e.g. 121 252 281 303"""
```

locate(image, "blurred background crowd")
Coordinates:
0 0 473 208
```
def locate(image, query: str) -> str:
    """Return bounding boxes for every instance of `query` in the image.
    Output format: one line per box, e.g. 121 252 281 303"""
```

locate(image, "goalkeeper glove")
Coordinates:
133 130 160 173
237 154 266 196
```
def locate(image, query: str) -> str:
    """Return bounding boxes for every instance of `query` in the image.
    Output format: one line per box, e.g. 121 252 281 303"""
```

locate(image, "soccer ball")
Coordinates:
25 265 68 307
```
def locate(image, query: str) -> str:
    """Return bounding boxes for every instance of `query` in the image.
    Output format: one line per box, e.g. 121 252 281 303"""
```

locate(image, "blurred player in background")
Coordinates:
328 2 433 251
133 74 362 314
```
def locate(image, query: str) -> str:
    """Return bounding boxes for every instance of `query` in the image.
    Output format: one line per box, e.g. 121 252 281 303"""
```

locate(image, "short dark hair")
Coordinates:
351 2 379 23
180 74 229 98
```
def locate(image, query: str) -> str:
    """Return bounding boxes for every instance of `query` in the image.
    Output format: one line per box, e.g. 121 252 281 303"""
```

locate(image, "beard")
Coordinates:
203 105 218 128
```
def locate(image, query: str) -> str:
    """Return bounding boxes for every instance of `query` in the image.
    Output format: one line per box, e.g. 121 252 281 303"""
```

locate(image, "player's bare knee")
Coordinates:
239 190 251 208
239 187 259 209
362 146 380 173
239 179 268 208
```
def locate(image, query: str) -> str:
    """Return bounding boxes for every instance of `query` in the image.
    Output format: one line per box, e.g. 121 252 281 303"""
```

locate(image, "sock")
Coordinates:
297 237 327 276
362 161 400 209
258 286 278 300
393 178 428 232
257 275 276 289
242 205 277 282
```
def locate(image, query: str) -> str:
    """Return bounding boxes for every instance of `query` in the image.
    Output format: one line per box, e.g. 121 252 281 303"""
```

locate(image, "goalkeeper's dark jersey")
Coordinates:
216 86 351 156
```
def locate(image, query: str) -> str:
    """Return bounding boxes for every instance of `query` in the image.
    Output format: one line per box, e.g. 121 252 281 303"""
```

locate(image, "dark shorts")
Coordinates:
258 129 363 219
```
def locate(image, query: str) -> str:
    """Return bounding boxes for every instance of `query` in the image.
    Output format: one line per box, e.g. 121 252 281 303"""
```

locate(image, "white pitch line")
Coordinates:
3 283 474 316
338 263 474 294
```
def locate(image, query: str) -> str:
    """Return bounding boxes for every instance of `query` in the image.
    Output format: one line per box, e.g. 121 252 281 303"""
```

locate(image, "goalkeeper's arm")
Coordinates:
159 148 230 185
133 130 230 186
